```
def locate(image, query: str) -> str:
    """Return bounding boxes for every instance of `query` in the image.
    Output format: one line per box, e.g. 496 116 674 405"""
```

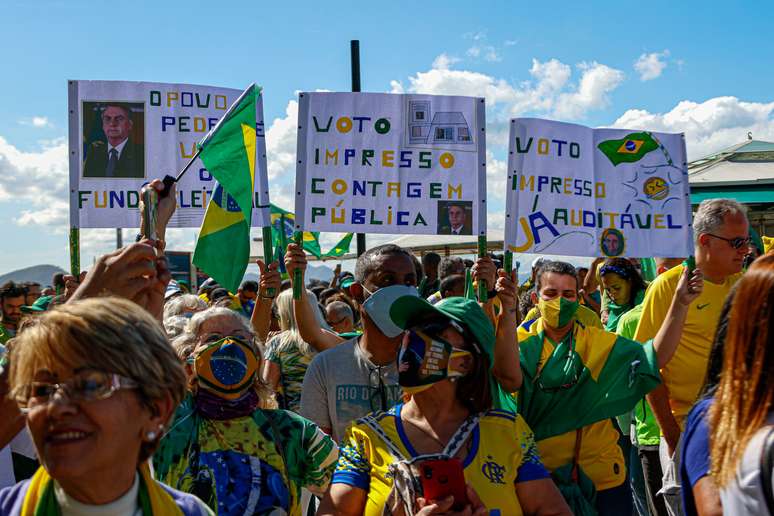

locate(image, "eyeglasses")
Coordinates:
707 234 751 250
368 366 388 412
326 316 347 327
14 370 138 410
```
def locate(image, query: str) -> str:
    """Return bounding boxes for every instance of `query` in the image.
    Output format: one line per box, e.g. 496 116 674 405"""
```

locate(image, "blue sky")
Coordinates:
1 0 773 275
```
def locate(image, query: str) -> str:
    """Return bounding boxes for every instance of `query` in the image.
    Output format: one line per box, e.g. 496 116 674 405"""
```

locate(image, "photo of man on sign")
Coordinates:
601 228 626 257
82 102 145 178
437 200 472 235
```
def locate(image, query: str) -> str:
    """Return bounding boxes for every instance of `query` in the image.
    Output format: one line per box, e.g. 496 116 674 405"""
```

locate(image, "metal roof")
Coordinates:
688 138 774 187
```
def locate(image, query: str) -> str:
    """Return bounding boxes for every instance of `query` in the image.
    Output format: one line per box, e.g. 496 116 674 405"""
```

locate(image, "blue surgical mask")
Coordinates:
362 284 420 338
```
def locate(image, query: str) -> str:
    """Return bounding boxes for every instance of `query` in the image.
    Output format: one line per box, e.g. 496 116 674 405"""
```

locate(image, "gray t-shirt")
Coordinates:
299 338 402 443
720 415 774 515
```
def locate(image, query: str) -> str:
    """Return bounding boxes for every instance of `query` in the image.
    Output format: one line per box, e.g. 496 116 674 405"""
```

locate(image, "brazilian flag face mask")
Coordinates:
193 337 259 400
538 296 580 329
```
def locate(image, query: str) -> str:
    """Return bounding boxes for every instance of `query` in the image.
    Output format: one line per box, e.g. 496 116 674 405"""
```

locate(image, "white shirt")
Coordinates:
108 138 128 160
451 225 463 235
720 414 774 515
55 472 141 516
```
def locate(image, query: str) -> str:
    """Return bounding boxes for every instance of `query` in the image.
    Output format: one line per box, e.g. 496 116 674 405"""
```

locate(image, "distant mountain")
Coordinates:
0 264 66 287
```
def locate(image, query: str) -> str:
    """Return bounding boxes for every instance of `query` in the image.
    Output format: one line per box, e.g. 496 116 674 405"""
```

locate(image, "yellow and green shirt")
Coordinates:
634 264 740 426
517 318 661 490
331 403 549 516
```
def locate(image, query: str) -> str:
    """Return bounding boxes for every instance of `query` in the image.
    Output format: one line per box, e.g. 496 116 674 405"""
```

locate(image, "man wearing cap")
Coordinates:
286 243 516 442
514 260 703 515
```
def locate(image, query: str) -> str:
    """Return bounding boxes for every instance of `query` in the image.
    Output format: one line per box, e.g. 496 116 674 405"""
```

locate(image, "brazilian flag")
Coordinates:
193 85 260 293
270 204 322 258
597 132 659 166
323 233 353 258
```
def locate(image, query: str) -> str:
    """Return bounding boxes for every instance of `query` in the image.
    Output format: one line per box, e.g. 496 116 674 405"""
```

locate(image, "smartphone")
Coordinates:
685 256 696 274
141 188 158 241
419 458 468 510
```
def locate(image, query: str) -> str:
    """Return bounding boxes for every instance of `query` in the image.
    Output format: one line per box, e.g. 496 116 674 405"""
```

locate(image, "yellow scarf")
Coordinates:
21 462 183 516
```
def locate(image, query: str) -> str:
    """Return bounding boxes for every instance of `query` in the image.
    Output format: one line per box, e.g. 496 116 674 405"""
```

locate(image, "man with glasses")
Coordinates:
515 260 700 516
324 301 354 335
634 198 748 516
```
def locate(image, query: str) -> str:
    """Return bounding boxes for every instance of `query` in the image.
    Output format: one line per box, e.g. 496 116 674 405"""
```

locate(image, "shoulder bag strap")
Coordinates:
759 426 774 514
571 427 583 483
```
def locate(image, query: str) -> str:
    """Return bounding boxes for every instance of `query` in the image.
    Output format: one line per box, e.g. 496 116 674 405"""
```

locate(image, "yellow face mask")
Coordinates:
538 296 580 329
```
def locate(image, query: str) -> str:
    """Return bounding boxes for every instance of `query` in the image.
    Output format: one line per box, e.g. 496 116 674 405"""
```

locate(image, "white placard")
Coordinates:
68 80 269 228
295 92 487 236
504 118 692 258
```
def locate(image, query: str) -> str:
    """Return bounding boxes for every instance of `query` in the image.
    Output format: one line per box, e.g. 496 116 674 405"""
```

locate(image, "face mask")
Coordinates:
538 296 579 329
193 337 259 400
398 330 472 395
362 284 419 338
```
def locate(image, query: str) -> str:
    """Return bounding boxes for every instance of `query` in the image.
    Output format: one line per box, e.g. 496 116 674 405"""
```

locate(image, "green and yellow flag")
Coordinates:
193 84 260 293
597 132 659 166
323 233 353 258
270 204 322 258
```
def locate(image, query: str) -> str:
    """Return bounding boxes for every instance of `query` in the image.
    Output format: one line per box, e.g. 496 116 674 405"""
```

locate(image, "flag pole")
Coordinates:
261 226 275 298
160 84 255 198
351 40 366 257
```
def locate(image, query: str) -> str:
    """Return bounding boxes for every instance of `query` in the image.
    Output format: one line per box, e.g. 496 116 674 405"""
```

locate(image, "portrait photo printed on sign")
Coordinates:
82 101 145 179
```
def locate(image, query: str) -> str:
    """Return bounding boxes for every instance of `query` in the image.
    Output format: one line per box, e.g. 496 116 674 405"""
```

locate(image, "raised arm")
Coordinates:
251 259 280 344
493 269 523 391
284 243 343 351
653 267 704 368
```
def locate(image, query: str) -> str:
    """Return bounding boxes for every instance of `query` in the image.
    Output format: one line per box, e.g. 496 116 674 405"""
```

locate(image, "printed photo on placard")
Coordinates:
82 101 145 179
437 200 473 235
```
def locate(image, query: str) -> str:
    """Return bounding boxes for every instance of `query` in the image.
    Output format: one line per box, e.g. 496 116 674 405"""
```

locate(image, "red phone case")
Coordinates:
419 458 468 509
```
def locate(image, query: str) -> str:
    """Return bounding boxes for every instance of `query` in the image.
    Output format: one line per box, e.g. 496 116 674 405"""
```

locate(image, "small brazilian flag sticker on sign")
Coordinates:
597 132 659 166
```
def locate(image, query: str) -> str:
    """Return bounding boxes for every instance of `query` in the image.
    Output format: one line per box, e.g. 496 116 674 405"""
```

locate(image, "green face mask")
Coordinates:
538 296 580 329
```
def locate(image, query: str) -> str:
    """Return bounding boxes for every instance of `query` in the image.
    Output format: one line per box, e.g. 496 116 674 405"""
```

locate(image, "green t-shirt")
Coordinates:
617 304 661 446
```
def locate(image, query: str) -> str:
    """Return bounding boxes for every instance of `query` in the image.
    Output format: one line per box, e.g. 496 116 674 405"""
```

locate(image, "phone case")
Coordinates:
419 458 468 509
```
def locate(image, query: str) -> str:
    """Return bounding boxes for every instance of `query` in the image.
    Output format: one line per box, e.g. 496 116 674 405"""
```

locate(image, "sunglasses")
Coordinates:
707 234 751 250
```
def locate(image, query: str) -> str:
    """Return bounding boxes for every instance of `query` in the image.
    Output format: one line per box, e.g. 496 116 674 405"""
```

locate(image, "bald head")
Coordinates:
325 301 354 334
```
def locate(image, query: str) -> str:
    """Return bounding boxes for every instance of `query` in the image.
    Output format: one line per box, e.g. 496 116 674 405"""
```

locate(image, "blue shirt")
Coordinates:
680 397 713 516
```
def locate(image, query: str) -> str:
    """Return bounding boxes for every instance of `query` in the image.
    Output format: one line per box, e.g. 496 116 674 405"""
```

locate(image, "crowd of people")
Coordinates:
0 182 772 515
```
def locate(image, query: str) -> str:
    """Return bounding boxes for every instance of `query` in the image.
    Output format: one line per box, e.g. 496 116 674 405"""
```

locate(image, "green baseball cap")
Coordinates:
389 296 495 365
21 295 53 314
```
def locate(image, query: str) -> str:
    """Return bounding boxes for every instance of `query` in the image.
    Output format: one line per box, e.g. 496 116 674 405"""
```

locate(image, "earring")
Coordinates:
145 430 157 441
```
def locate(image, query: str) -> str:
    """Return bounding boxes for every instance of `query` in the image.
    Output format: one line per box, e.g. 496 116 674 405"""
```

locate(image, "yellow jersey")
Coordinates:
634 264 740 425
331 403 549 516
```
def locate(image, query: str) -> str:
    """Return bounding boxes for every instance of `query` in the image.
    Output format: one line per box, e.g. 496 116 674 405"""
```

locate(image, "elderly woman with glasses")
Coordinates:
319 294 572 516
0 297 212 515
153 306 339 516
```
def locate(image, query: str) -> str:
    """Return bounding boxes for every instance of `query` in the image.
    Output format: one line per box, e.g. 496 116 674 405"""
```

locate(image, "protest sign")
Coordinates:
67 80 269 229
294 92 487 236
504 118 692 258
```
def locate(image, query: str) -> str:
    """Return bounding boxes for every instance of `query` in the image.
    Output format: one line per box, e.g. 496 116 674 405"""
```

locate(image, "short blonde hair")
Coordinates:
9 297 186 461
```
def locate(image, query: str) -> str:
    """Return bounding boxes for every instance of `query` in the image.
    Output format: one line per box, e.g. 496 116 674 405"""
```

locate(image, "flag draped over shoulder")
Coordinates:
193 85 260 293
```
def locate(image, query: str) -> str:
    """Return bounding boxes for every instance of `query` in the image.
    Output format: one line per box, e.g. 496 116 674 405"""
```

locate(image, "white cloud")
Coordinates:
0 136 68 226
466 45 502 62
432 53 460 70
611 96 774 159
264 99 301 209
19 116 53 128
634 50 670 81
504 39 518 47
554 62 625 119
394 55 623 121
